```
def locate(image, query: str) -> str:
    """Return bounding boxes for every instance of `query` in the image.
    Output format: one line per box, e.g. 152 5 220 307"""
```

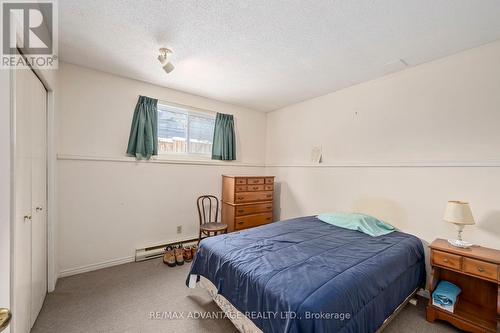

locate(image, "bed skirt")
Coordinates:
193 274 418 333
197 276 263 333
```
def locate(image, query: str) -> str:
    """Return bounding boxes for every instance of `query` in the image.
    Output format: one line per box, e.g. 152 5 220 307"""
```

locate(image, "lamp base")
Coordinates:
447 239 474 248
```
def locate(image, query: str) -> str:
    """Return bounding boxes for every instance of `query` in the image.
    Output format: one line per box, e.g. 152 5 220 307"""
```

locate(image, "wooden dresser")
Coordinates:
426 239 500 333
221 175 275 232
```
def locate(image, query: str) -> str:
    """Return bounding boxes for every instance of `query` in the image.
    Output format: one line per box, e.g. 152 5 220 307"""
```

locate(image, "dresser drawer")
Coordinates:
247 178 264 185
463 258 498 281
247 184 265 191
235 178 247 185
235 185 247 192
265 177 274 184
264 184 274 191
235 212 273 230
235 191 273 203
433 250 462 270
235 203 273 216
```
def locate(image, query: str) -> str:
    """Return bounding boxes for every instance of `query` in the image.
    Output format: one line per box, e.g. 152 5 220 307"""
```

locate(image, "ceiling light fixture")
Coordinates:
158 48 174 74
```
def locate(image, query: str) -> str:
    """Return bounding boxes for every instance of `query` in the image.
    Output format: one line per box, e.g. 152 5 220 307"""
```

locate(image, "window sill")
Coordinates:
57 154 264 167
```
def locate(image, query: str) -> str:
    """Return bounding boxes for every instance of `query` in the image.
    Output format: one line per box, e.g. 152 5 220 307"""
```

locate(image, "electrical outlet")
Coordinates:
176 225 182 234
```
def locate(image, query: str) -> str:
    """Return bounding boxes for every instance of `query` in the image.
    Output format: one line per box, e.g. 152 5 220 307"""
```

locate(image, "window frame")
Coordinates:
156 100 216 159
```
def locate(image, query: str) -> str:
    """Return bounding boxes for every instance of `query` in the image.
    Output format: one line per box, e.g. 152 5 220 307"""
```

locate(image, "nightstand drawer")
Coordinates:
463 258 498 281
433 250 462 270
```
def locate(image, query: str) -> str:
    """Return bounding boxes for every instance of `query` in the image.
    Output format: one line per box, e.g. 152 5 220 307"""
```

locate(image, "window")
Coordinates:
157 102 215 156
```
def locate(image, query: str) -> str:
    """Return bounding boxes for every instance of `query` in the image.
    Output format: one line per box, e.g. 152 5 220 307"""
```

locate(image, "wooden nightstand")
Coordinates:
426 239 500 332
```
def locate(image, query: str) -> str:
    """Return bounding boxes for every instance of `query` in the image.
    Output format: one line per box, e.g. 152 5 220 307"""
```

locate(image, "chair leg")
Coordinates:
198 230 202 244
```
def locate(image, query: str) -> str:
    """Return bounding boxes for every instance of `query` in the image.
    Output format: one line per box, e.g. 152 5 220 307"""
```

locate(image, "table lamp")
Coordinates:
443 201 475 248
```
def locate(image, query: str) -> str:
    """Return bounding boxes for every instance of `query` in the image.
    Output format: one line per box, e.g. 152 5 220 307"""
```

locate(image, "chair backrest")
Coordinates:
197 195 219 225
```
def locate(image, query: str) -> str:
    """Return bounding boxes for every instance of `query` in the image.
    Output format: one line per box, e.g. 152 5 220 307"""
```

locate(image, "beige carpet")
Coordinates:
32 258 462 333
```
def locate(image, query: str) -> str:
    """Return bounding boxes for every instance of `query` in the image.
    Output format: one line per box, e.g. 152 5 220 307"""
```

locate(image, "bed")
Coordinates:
186 215 426 333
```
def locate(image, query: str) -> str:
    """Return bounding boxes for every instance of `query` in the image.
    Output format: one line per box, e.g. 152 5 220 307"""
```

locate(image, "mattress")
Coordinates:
187 216 426 333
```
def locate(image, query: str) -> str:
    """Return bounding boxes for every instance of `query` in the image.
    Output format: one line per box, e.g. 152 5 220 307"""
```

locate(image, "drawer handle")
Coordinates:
266 195 272 198
266 217 271 221
237 197 244 200
238 210 244 213
477 267 485 272
238 221 244 225
253 186 259 190
443 258 448 263
266 206 272 209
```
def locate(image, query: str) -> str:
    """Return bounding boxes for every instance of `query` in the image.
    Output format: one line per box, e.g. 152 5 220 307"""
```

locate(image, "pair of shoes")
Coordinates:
163 244 198 266
180 244 198 263
162 246 176 267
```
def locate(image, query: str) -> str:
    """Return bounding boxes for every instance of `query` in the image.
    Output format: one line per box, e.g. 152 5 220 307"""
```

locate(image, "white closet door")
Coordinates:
30 71 47 326
13 67 47 333
13 69 33 333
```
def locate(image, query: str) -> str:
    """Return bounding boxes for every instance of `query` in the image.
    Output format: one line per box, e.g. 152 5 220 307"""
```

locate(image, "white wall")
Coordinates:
57 63 266 275
266 41 500 249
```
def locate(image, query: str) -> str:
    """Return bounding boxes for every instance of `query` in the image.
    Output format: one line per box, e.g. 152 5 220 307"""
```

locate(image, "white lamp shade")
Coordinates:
443 201 475 225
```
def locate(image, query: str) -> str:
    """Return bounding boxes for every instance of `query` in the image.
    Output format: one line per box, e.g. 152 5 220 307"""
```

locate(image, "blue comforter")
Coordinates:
187 216 425 333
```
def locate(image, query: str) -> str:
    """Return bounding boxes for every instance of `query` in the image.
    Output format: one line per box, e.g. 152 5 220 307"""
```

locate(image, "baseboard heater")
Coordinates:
135 237 199 262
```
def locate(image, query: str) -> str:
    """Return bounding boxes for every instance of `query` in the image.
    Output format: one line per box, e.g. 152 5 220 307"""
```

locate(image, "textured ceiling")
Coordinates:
59 0 500 111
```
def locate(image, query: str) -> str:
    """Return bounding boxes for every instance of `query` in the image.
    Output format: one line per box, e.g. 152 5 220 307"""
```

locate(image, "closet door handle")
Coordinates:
36 206 43 212
23 214 32 221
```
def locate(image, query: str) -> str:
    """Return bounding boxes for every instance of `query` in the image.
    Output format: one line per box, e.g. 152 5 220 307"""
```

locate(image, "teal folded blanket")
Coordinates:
432 281 461 306
317 212 395 237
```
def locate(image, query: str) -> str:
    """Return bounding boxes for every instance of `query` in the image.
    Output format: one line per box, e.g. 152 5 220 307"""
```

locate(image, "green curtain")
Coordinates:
126 96 158 160
211 113 236 160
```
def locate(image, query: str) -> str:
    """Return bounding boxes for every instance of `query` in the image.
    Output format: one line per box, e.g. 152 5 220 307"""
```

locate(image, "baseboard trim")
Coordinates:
58 256 135 278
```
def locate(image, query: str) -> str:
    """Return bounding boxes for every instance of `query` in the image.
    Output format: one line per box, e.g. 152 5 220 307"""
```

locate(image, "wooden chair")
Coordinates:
197 195 228 244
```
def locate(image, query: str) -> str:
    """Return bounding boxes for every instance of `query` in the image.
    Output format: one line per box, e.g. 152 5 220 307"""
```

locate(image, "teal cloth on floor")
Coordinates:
432 281 461 306
317 212 395 237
